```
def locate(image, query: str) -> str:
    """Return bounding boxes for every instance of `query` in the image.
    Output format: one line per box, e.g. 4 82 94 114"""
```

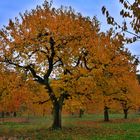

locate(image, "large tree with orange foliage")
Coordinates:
0 1 101 129
0 1 139 129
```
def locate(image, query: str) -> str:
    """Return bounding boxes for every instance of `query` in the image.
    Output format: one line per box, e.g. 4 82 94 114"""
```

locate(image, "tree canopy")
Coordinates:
0 0 139 129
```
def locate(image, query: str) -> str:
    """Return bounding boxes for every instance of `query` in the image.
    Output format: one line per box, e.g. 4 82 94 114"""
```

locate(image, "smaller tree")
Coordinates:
0 70 28 116
113 73 140 119
89 29 139 121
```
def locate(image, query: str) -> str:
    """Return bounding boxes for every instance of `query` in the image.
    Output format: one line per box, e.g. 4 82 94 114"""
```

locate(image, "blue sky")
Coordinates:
0 0 139 57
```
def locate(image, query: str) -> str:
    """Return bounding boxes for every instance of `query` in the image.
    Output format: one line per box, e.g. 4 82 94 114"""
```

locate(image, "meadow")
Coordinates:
0 113 140 140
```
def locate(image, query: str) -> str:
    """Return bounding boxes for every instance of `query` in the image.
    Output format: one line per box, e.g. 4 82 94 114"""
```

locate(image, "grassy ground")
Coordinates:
0 114 140 139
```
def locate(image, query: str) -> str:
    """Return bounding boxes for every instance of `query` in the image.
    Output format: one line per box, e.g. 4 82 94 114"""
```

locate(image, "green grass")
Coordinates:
0 114 140 139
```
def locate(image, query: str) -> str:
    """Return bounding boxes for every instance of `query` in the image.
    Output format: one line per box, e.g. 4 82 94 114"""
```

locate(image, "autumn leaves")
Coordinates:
0 1 140 129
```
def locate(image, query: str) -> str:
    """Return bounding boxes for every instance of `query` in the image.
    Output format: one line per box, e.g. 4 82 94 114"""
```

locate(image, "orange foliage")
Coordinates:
0 0 139 128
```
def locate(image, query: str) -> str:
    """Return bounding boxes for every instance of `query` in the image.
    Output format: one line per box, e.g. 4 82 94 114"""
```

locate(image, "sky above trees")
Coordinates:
0 0 139 63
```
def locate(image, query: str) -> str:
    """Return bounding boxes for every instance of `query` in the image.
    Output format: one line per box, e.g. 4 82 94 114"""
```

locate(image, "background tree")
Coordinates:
113 73 140 119
0 70 29 117
88 29 139 121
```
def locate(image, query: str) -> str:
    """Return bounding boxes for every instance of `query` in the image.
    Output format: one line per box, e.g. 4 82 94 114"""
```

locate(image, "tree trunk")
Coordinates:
104 106 109 121
43 108 45 117
123 109 128 119
6 112 10 117
71 112 74 116
13 112 17 117
79 109 84 118
52 101 63 129
1 112 4 118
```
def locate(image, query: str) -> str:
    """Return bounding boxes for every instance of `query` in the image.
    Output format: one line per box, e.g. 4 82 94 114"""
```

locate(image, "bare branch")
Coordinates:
4 57 45 84
33 98 50 104
44 37 55 80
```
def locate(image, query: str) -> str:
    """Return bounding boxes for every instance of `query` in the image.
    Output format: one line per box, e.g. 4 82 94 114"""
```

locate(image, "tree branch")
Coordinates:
44 37 55 80
4 57 45 84
33 98 50 104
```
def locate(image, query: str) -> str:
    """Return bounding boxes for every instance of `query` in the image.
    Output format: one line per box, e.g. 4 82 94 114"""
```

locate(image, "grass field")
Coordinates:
0 113 140 140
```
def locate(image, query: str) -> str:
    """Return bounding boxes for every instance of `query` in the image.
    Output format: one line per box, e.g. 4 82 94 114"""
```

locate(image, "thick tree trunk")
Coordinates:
52 101 63 129
123 109 128 119
104 106 109 122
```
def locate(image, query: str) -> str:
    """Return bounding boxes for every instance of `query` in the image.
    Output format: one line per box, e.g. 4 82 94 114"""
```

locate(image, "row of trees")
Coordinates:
0 66 139 118
0 1 140 129
0 66 139 119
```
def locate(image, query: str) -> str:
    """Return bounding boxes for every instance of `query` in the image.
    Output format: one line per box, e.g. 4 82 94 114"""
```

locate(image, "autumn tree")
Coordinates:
101 0 140 120
0 69 29 117
0 66 49 117
0 1 101 129
0 0 139 129
64 95 90 117
112 73 140 119
89 29 139 121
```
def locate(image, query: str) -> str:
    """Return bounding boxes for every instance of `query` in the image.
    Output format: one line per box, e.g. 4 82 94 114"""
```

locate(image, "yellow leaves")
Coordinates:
64 97 86 113
0 70 49 113
51 80 63 98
